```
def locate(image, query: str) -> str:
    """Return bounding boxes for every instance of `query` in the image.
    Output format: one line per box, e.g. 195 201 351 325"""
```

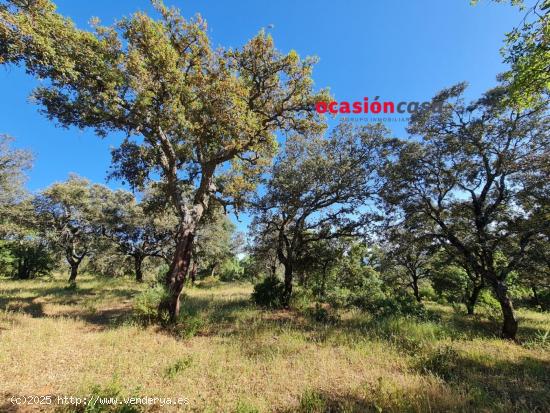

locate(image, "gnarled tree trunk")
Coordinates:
159 225 197 323
68 261 79 283
492 280 518 340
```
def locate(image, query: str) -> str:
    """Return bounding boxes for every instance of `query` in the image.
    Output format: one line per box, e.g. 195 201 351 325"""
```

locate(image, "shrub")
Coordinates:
477 290 501 320
325 282 427 319
196 275 220 289
164 356 193 378
371 292 428 319
219 258 244 281
307 303 340 324
251 276 285 308
133 284 169 324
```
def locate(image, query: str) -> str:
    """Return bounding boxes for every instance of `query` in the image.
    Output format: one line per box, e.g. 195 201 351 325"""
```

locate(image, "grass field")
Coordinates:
0 274 549 412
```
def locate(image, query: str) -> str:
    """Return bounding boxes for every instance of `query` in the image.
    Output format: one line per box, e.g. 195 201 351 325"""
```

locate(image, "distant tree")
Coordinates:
99 188 176 282
192 208 236 281
0 0 327 321
380 216 437 302
295 237 345 298
382 83 549 339
430 251 486 314
0 200 55 280
33 176 103 282
245 227 280 281
0 135 32 236
252 123 393 307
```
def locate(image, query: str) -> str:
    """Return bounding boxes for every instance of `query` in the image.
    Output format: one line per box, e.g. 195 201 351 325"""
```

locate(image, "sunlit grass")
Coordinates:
0 274 548 412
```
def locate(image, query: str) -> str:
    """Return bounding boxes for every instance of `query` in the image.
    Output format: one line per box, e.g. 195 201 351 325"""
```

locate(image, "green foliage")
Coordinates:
431 264 470 303
133 284 169 324
219 258 245 281
524 329 550 350
0 239 55 279
477 290 502 319
298 389 326 413
163 355 192 378
307 303 340 325
82 381 141 413
0 135 32 216
251 276 285 308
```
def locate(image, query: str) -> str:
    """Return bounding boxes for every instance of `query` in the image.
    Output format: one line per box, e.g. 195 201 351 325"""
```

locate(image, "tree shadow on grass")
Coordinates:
0 282 138 330
418 347 550 412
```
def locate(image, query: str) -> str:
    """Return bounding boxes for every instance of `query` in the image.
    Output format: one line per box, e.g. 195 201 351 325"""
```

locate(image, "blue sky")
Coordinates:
0 0 528 231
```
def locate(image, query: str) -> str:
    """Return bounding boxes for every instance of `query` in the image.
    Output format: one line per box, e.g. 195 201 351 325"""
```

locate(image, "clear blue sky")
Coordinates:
0 0 529 230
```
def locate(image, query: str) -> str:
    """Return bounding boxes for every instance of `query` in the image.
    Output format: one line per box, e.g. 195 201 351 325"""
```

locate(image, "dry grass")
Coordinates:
0 274 549 412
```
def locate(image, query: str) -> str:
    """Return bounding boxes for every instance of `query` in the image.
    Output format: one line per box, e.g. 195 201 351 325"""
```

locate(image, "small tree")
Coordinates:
380 217 437 302
99 188 175 282
33 176 103 282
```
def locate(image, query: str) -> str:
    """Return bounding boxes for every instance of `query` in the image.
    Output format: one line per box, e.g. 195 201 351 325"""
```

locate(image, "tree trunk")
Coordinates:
466 283 483 315
159 228 195 323
190 261 197 285
411 277 421 302
532 285 540 307
282 264 293 308
134 255 144 282
68 262 79 283
493 280 518 340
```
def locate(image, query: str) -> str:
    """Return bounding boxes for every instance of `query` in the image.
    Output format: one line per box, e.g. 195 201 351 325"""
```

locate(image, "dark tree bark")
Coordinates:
532 285 540 307
134 254 144 282
282 263 293 308
160 227 195 323
411 277 421 302
65 245 85 283
190 261 197 285
68 261 79 283
158 161 214 323
492 280 518 340
466 283 483 315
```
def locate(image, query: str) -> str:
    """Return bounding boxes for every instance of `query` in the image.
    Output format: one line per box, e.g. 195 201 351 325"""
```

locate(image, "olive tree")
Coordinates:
0 0 327 320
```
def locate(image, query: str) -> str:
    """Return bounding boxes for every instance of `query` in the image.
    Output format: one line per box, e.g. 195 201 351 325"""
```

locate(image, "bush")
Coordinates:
307 303 340 324
133 284 169 324
477 290 501 319
163 355 193 378
372 292 428 319
325 279 427 319
196 275 220 289
251 276 285 308
219 258 244 281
